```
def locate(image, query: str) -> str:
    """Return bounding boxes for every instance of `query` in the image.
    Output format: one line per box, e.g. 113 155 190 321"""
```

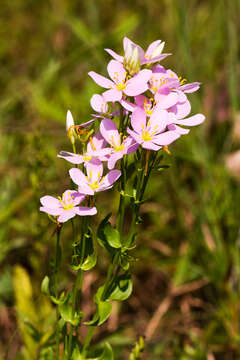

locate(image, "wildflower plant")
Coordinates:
40 37 205 359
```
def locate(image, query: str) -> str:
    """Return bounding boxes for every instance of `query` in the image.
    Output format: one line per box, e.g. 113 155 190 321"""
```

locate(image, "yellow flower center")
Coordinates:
142 131 152 142
90 181 100 190
83 155 92 162
58 195 74 210
114 144 124 152
116 82 127 91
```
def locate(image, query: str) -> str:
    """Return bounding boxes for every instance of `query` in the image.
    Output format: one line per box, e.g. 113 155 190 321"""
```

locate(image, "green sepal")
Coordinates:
107 272 132 301
84 286 112 326
156 164 170 171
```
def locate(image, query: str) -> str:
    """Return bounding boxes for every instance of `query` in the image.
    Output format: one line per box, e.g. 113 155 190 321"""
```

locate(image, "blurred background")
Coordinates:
0 0 240 359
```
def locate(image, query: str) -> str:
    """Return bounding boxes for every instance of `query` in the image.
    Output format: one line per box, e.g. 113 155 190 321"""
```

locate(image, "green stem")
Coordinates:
55 227 61 359
68 217 88 357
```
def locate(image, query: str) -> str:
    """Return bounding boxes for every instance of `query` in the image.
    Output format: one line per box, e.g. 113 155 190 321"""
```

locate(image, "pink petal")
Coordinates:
154 92 179 109
40 206 61 216
58 209 76 223
40 195 60 209
102 88 122 102
100 118 121 146
104 48 124 63
107 60 126 83
107 152 124 170
120 99 137 112
127 128 143 144
125 69 152 96
58 151 84 165
99 170 121 190
142 141 161 151
88 71 113 89
123 37 145 62
78 185 94 196
168 124 190 135
74 206 97 216
153 130 180 145
148 108 169 133
131 108 146 133
174 114 205 126
90 94 108 113
86 159 103 183
142 53 170 65
69 168 88 187
145 40 162 57
87 131 107 152
78 119 96 128
171 99 191 119
180 82 201 93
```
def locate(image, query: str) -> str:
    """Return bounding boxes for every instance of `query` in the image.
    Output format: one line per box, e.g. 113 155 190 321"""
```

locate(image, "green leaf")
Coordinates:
41 276 50 296
107 272 133 301
59 300 83 326
97 214 118 255
103 223 122 248
84 286 112 326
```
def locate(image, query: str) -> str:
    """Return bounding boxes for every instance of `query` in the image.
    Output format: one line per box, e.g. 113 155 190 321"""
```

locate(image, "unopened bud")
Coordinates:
151 41 165 58
124 45 140 75
66 110 75 145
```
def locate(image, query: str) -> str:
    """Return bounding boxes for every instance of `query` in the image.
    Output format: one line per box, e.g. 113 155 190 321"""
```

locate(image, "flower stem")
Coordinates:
55 226 61 359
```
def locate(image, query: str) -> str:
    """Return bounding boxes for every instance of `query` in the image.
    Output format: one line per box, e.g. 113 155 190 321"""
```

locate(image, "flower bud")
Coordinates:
151 41 165 58
124 44 140 75
66 110 75 145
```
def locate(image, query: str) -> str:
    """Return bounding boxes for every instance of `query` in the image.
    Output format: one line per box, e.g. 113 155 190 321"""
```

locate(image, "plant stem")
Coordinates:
55 226 61 359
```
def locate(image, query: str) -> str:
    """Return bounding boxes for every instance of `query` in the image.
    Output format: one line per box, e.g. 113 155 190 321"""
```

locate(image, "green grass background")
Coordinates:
0 0 240 358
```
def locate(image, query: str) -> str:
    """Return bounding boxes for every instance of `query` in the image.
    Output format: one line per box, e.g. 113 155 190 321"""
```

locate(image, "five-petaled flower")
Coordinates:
40 190 97 222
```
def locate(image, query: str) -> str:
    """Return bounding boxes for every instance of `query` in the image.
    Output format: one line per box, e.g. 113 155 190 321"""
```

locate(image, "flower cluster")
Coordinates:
40 37 205 223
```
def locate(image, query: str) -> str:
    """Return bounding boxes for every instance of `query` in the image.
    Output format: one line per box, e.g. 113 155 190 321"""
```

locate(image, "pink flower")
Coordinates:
105 37 170 66
100 118 139 169
69 159 121 195
88 60 152 102
40 190 97 223
58 132 112 165
127 108 180 151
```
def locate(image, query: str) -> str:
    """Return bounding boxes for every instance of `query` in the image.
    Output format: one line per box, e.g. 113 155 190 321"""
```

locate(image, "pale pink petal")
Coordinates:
90 94 108 113
40 206 61 216
99 170 121 190
168 124 190 135
62 190 85 206
78 185 94 196
171 99 191 119
131 108 146 133
102 88 122 102
58 209 76 223
86 159 103 183
142 141 161 151
107 152 124 170
74 206 97 216
58 151 84 165
40 196 60 209
153 130 180 145
127 128 143 144
145 40 162 57
120 99 137 112
87 131 107 152
148 108 169 133
142 53 170 65
104 48 124 63
134 95 145 107
123 37 145 62
180 82 201 93
88 71 113 89
174 114 205 126
107 60 126 83
100 118 121 146
69 168 88 187
154 92 179 109
125 69 152 96
78 119 95 128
